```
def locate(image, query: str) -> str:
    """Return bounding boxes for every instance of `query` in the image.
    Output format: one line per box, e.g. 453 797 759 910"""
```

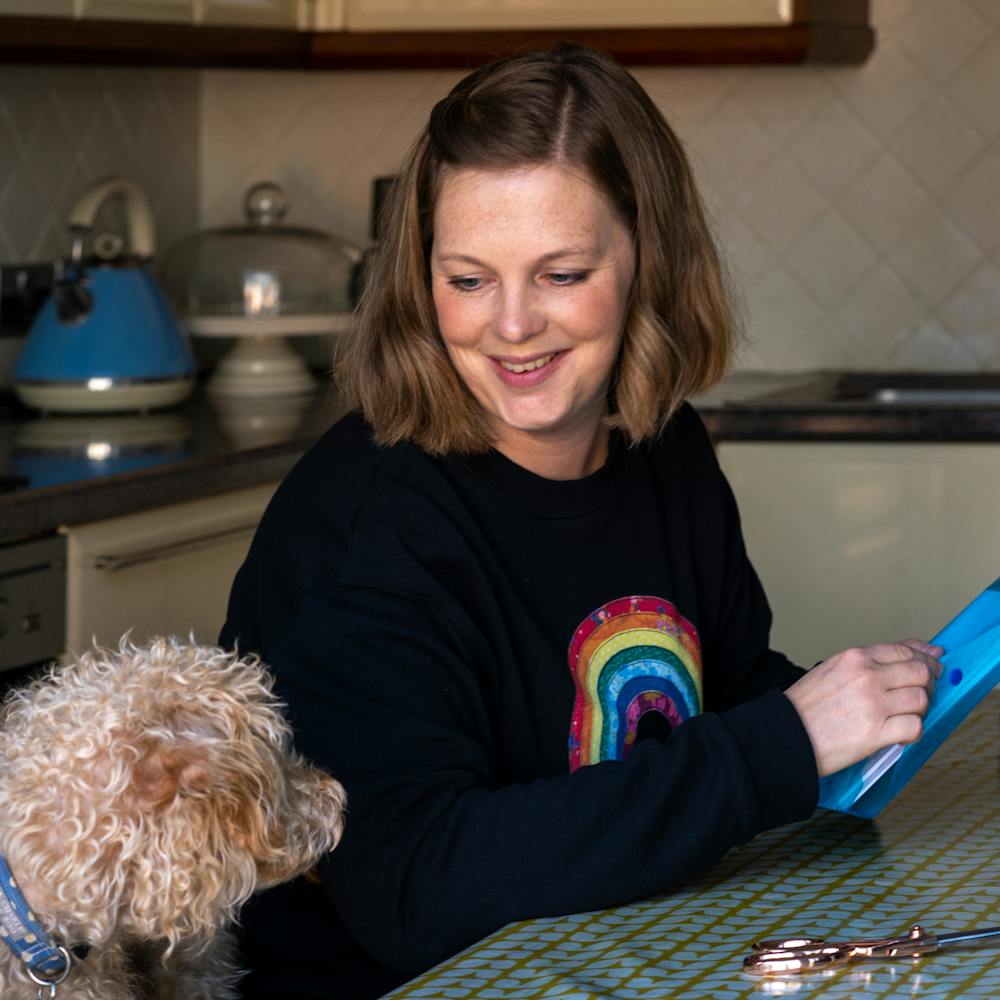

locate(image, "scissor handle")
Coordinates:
744 940 849 975
744 926 939 976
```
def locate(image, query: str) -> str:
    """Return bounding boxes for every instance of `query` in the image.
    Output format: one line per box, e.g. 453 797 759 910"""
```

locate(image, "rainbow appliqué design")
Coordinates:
567 595 702 772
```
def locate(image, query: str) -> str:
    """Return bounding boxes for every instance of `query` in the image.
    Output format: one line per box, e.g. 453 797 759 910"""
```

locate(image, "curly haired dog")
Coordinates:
0 637 347 999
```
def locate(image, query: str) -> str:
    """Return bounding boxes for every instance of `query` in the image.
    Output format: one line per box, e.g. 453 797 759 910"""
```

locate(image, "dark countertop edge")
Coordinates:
0 438 308 547
6 399 1000 547
699 406 1000 444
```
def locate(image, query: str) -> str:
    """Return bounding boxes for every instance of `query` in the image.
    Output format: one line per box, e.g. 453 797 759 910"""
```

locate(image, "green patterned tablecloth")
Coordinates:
390 695 1000 998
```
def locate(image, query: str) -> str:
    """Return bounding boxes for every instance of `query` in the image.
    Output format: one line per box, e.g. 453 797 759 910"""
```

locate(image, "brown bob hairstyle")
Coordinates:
338 42 737 456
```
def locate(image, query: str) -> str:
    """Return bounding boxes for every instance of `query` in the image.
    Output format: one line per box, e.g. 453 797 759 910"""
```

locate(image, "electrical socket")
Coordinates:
0 263 54 338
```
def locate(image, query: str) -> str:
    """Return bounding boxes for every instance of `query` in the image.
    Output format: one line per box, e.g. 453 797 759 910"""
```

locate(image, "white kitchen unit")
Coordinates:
67 0 311 25
75 0 192 19
717 443 1000 668
0 0 75 13
344 0 793 31
61 482 276 652
199 0 311 27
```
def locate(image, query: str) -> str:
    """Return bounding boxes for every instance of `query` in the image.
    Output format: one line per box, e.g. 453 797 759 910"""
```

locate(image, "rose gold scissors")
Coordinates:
744 923 1000 975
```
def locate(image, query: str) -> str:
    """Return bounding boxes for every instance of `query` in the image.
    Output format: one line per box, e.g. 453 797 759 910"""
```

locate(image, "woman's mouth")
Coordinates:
498 353 556 373
491 350 566 386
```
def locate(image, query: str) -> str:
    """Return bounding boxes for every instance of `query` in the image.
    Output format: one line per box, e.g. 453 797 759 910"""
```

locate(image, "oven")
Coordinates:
0 534 66 678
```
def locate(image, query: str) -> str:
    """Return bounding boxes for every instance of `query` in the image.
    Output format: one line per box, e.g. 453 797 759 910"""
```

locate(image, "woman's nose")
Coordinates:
496 285 545 342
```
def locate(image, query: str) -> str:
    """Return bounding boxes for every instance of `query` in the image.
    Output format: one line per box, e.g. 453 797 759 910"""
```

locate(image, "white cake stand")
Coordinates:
187 312 353 397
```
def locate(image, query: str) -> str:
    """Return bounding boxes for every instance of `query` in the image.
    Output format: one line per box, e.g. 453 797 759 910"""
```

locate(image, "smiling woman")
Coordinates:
341 41 735 460
430 164 636 478
221 41 941 1000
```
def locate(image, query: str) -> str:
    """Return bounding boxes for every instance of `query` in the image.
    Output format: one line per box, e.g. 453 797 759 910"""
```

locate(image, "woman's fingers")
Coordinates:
784 639 944 777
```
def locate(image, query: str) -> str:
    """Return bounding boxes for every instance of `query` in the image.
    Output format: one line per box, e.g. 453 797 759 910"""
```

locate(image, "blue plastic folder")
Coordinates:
818 576 1000 818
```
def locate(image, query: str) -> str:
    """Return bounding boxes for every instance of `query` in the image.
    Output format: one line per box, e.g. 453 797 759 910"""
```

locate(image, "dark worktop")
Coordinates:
0 384 346 546
4 370 1000 547
694 370 1000 443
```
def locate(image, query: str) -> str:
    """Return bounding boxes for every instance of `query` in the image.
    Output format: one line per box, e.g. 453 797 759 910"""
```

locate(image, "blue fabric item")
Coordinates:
0 855 69 980
819 576 1000 818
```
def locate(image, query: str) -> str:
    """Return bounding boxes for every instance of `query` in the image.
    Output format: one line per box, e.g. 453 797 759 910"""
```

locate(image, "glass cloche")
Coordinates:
160 182 360 397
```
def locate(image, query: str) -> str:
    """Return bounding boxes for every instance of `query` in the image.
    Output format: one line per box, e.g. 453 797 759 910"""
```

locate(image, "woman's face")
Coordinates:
430 163 636 474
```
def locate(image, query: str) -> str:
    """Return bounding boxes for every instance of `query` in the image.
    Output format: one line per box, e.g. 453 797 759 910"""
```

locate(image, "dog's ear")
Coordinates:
253 757 347 887
133 741 215 809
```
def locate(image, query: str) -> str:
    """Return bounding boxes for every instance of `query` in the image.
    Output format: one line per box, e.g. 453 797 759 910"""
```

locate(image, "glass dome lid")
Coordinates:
160 182 361 335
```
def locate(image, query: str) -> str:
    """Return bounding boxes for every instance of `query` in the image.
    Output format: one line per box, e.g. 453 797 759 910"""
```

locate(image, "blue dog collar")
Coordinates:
0 855 71 984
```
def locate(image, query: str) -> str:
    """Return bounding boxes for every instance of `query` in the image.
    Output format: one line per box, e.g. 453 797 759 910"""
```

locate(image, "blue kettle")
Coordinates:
14 177 196 414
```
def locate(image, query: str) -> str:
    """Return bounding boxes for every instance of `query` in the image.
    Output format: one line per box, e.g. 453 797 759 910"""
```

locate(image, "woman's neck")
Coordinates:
492 422 610 481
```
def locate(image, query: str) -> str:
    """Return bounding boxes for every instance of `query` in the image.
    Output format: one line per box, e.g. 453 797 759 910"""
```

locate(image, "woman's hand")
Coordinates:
784 640 944 777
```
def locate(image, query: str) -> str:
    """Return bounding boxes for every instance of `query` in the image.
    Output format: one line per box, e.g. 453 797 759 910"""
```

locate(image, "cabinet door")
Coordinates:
717 443 1000 668
62 482 276 651
344 0 792 31
199 0 306 27
0 1 75 13
78 0 194 21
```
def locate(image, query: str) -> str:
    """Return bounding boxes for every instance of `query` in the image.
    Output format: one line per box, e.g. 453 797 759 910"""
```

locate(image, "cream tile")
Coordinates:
785 96 881 198
886 207 981 308
838 43 934 136
743 266 825 367
732 154 828 256
871 0 915 31
839 153 931 253
0 67 50 158
795 312 867 370
636 66 747 134
887 94 984 195
714 211 777 286
944 147 1000 253
685 97 775 206
786 210 878 309
894 0 989 84
969 0 1000 28
888 318 978 370
948 38 1000 139
940 259 1000 364
837 262 926 364
727 67 833 143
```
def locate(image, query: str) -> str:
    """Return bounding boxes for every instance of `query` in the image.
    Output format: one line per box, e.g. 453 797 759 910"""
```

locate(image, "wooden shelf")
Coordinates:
0 16 874 70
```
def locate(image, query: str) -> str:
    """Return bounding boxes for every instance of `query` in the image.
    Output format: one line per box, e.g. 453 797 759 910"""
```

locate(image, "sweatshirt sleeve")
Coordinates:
262 578 818 979
679 406 812 706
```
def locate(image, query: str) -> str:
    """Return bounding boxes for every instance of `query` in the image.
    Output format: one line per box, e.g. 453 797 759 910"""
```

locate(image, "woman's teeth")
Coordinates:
499 353 555 373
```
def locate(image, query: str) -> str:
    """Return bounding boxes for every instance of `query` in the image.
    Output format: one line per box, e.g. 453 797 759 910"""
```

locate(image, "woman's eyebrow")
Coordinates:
435 246 598 266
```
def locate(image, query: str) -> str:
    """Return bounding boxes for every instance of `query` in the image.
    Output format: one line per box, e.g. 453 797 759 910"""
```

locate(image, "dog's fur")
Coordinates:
0 637 347 999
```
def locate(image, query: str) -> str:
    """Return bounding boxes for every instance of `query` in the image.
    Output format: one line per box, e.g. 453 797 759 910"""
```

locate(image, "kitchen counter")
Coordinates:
694 370 1000 442
0 384 347 546
4 370 1000 546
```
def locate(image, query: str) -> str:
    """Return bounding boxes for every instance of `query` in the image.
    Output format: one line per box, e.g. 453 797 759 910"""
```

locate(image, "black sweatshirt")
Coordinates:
221 403 818 999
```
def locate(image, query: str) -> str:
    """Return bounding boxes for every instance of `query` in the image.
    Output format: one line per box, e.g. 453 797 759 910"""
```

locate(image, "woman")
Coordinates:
221 43 940 999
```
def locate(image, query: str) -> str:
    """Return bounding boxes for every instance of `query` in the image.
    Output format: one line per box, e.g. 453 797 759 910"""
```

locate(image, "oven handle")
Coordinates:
92 523 259 573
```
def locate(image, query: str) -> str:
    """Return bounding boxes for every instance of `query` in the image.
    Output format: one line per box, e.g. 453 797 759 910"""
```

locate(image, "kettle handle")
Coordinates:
67 177 155 260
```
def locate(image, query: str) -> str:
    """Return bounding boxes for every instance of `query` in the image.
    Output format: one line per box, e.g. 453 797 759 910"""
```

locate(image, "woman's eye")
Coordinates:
548 271 588 286
447 276 483 292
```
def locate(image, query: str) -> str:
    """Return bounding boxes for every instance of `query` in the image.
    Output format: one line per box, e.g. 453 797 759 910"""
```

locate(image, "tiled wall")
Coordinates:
0 66 199 266
200 0 1000 373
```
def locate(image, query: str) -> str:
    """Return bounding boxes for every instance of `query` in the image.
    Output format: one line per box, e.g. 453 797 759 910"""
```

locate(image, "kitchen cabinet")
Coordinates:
344 0 795 32
79 0 191 22
717 442 1000 668
0 1 74 13
199 0 311 28
0 0 873 67
61 481 275 651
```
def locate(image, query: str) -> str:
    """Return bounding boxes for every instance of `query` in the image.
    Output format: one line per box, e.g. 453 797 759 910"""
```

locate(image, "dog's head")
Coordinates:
0 638 346 950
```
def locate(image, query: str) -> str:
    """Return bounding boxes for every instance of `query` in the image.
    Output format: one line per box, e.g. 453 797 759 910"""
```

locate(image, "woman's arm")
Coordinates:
262 581 817 978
